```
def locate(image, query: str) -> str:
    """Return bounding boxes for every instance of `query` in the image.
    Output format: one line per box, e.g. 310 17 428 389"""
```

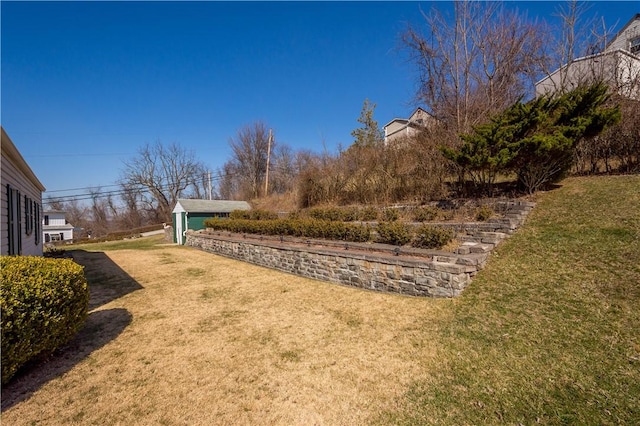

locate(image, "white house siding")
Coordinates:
535 53 614 96
383 108 435 144
536 15 640 99
1 127 46 256
383 120 409 142
607 15 640 52
535 51 640 99
42 211 74 242
616 51 640 99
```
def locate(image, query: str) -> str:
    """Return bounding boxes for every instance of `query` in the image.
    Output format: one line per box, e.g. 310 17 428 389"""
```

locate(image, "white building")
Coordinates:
43 211 75 243
535 14 640 99
383 107 435 144
1 127 46 256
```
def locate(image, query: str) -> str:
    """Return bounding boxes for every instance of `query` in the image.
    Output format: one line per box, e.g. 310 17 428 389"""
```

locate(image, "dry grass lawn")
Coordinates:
6 175 637 425
2 240 451 425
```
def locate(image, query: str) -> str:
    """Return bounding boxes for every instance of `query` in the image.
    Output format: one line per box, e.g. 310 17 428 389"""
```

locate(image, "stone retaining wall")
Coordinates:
186 201 535 298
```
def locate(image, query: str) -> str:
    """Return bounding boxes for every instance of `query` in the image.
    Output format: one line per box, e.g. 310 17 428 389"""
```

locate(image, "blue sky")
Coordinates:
2 1 638 200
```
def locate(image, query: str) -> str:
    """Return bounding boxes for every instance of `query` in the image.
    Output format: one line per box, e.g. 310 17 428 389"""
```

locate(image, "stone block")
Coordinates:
434 255 457 263
415 276 437 288
469 244 492 253
456 246 470 255
433 262 466 274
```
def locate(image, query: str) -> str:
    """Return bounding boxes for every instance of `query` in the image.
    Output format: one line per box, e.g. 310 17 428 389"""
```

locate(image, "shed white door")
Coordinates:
175 212 184 244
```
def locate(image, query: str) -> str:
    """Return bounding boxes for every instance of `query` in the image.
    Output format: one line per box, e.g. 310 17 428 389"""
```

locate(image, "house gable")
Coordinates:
1 127 46 256
383 107 434 143
605 13 640 53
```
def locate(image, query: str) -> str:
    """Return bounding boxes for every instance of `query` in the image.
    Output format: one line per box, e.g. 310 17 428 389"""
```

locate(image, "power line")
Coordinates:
45 183 125 193
43 173 238 204
25 152 133 158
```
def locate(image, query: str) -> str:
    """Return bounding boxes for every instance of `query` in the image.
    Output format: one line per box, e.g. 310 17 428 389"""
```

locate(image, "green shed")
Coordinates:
172 199 251 245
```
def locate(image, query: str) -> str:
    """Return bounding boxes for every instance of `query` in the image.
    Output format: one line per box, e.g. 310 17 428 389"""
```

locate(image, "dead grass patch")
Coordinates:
1 242 450 425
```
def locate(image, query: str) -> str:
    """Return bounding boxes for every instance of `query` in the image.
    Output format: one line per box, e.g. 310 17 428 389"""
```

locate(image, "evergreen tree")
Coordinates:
442 82 620 194
351 99 384 148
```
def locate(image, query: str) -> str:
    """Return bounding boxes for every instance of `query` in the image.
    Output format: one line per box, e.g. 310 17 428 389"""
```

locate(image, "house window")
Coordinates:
24 195 34 236
44 215 49 225
631 37 640 54
50 233 61 242
35 203 41 245
6 184 22 255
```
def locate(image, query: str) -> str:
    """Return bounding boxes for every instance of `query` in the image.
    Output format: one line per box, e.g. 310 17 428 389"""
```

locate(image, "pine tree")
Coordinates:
442 82 620 194
351 99 384 148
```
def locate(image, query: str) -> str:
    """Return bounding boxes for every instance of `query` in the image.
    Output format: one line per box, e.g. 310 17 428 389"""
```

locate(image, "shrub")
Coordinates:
1 256 89 385
475 205 494 221
341 207 360 222
412 207 439 222
382 208 399 222
229 209 278 220
359 207 378 222
307 207 343 222
440 210 455 221
203 218 370 243
411 226 455 250
376 222 412 246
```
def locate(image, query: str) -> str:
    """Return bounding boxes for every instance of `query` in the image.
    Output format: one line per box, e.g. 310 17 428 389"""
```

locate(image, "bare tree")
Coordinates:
536 1 612 94
44 196 65 211
223 122 273 200
120 141 208 222
402 0 545 133
269 144 298 195
88 187 111 237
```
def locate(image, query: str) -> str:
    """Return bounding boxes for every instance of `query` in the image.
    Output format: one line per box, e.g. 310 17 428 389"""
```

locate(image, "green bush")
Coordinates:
305 206 361 222
1 256 89 385
412 207 439 222
382 208 399 222
359 207 378 222
307 207 343 222
203 218 371 243
411 226 455 250
229 209 278 221
376 222 412 246
341 207 360 222
475 205 494 221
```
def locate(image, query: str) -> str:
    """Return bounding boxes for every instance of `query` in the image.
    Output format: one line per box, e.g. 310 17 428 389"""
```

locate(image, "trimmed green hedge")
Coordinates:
1 256 89 385
411 226 455 249
204 218 371 243
411 207 440 222
376 222 412 246
204 218 454 249
229 209 279 220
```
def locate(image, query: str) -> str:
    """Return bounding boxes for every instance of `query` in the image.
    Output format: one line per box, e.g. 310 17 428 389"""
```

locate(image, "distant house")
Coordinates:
383 107 435 144
1 127 46 256
172 199 251 245
535 14 640 100
42 211 75 243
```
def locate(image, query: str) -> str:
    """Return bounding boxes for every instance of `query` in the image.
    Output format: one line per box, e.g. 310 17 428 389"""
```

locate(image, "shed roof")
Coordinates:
173 199 251 214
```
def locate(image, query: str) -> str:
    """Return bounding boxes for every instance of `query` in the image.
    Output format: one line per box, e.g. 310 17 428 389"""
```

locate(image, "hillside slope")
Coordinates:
381 175 640 425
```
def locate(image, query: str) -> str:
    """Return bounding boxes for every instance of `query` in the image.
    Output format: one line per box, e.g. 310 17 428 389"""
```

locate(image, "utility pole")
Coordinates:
264 129 272 197
207 170 212 200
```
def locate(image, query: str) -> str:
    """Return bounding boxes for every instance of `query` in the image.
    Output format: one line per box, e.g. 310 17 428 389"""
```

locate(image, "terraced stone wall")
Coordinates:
186 201 535 298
